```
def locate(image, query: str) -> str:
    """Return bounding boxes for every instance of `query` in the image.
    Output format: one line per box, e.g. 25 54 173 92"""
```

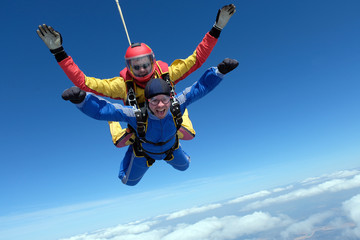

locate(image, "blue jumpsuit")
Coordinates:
77 67 225 186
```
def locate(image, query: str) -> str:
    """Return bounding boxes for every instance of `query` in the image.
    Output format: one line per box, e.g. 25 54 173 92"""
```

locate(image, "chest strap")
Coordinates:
133 135 179 167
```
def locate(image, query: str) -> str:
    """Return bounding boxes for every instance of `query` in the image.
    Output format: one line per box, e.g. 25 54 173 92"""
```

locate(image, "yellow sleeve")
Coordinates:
169 51 198 82
59 56 127 100
84 76 127 99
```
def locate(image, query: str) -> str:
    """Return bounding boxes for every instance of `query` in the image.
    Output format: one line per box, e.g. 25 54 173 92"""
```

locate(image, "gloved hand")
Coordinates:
214 4 236 30
217 58 239 74
62 86 86 104
36 24 63 54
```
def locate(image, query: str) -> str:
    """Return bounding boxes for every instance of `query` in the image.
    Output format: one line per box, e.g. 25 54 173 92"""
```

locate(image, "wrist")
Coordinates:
50 47 68 62
50 46 64 54
209 26 221 39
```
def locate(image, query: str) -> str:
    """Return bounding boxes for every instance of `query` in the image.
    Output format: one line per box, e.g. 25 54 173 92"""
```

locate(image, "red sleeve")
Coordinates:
173 32 218 84
58 56 108 97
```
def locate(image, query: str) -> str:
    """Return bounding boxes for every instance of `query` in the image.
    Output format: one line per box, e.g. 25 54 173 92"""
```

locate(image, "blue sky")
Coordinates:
1 0 360 239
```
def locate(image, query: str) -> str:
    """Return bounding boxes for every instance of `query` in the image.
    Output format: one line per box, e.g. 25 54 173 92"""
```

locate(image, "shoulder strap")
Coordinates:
162 73 182 130
170 99 183 131
134 106 148 139
125 80 138 107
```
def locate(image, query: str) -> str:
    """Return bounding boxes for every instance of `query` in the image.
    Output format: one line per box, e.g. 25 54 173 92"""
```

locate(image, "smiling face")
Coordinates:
148 94 171 119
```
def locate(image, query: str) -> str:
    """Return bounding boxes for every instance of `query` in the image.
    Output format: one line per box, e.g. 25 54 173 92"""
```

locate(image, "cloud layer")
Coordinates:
57 169 360 240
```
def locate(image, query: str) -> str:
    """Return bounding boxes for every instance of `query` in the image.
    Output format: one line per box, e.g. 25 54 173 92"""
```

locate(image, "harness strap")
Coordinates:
162 73 176 97
162 73 183 130
134 107 147 138
170 100 183 131
133 135 180 167
132 138 155 167
163 135 180 161
139 136 174 146
128 75 182 167
125 80 138 107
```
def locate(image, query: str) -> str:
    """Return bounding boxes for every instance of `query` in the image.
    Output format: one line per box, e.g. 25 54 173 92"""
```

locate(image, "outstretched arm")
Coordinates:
62 87 135 123
37 24 127 99
178 58 239 109
169 4 236 83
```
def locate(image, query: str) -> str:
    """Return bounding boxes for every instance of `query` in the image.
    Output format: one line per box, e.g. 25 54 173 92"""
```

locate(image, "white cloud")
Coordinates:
342 194 360 238
227 190 271 204
280 211 333 239
227 185 294 205
59 212 291 240
162 211 291 240
301 169 360 185
329 170 360 178
273 185 294 193
9 169 360 240
57 172 360 240
165 203 222 220
243 174 360 211
59 220 167 240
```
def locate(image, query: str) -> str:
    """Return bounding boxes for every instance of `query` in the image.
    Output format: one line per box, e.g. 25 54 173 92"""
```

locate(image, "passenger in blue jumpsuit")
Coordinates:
62 58 239 186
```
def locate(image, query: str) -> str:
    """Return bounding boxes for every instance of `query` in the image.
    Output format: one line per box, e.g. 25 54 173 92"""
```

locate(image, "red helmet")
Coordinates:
125 43 155 83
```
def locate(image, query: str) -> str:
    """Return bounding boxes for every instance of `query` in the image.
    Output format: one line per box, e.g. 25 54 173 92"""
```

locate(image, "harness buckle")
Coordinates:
127 88 137 107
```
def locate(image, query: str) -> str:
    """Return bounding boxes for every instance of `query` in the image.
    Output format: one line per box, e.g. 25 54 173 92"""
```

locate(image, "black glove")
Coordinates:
217 58 239 74
62 86 86 104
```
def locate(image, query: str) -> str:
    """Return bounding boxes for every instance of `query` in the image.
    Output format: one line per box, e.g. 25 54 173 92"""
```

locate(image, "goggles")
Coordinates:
148 95 171 106
133 62 151 71
126 54 154 78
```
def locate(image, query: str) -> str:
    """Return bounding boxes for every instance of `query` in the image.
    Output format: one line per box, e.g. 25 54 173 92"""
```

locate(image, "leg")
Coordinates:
177 109 196 140
118 146 149 186
165 145 190 171
108 121 135 148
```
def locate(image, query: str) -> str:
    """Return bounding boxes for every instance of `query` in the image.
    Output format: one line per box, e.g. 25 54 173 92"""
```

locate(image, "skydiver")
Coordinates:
37 4 236 148
62 58 239 186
